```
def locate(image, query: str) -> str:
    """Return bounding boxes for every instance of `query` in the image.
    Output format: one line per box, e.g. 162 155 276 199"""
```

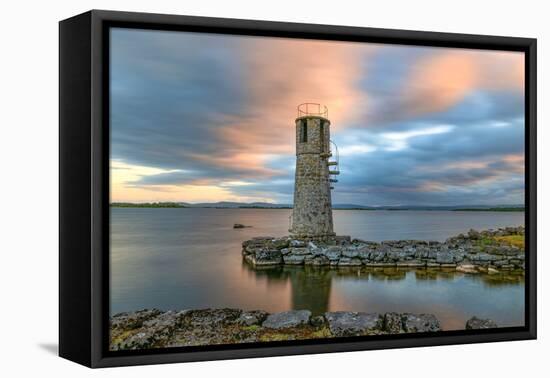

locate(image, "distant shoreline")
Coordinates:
110 203 524 212
451 208 525 212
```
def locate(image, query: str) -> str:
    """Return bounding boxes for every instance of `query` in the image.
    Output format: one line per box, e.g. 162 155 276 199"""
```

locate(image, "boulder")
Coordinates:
383 313 404 333
310 315 327 327
465 316 498 329
470 253 500 262
262 310 311 329
290 239 306 247
456 264 478 274
435 251 454 264
325 312 382 337
323 246 343 260
468 229 481 239
402 313 441 333
290 247 311 255
110 309 163 331
305 256 330 266
253 248 282 266
283 254 306 265
236 310 268 326
268 238 290 250
338 257 362 266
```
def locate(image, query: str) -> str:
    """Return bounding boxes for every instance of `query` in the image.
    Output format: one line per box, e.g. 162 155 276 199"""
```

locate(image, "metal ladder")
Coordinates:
328 140 340 189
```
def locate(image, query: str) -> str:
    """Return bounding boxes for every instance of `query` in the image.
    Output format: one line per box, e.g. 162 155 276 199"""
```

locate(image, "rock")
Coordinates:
342 247 360 258
280 248 291 255
290 247 311 255
233 223 247 229
323 246 342 260
236 310 268 326
370 250 386 262
334 235 352 246
478 253 502 262
308 241 319 250
115 310 185 349
396 260 425 267
251 236 274 241
426 262 441 268
487 267 500 275
262 310 311 329
435 251 454 264
509 259 522 266
456 264 478 274
415 247 430 259
268 238 290 250
492 259 509 267
310 315 327 327
356 246 373 259
110 309 163 330
252 248 282 266
383 313 403 333
338 257 362 266
305 255 330 266
468 229 481 239
402 313 441 332
183 308 242 326
283 254 306 265
465 316 498 329
290 239 306 247
440 263 457 268
325 312 382 336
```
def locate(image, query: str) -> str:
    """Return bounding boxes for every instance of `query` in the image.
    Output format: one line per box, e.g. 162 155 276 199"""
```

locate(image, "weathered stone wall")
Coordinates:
291 116 334 239
242 227 525 273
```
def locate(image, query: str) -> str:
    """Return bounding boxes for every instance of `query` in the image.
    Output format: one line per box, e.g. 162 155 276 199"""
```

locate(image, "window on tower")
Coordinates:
300 120 308 143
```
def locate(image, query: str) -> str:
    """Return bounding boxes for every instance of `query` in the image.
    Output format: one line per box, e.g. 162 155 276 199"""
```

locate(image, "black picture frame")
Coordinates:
59 9 537 368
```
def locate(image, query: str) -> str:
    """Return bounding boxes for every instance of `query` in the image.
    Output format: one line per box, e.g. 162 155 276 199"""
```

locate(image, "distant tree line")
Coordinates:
110 202 184 208
452 207 525 212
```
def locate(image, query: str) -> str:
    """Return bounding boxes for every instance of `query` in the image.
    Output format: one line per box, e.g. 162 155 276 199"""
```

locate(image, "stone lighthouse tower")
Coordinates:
290 103 339 240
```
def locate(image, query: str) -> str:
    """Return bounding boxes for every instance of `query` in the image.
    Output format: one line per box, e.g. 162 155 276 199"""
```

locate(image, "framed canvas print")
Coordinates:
59 10 537 368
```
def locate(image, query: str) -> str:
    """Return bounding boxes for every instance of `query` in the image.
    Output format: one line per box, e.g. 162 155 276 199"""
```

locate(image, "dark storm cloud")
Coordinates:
111 28 248 173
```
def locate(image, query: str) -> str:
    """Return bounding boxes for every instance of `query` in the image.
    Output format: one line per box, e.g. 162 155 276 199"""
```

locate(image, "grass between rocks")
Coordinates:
258 325 332 342
493 235 524 249
475 234 524 251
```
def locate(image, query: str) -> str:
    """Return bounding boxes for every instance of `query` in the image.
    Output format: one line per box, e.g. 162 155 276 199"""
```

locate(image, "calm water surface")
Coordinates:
110 208 525 330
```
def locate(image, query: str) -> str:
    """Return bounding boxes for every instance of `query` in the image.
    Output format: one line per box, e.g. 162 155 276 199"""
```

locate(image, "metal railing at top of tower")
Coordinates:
297 103 328 118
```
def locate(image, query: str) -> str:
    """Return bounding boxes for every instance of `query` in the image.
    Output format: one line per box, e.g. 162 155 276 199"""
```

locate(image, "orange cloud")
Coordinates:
403 51 478 115
205 38 373 177
400 49 524 117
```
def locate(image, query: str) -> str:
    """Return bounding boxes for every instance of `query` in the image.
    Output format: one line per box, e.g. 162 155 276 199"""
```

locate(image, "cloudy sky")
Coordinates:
110 28 525 206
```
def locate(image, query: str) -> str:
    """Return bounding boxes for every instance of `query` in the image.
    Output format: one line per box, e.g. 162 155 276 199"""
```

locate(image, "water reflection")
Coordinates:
242 263 333 315
242 262 525 318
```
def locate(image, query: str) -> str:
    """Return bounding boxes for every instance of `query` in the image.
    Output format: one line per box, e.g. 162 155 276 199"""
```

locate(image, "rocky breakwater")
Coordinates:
241 227 525 273
110 308 496 350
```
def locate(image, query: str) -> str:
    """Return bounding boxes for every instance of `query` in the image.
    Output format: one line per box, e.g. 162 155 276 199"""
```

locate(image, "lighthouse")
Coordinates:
290 103 340 240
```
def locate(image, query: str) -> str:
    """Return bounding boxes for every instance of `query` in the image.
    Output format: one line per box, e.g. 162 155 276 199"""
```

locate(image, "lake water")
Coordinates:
110 208 525 330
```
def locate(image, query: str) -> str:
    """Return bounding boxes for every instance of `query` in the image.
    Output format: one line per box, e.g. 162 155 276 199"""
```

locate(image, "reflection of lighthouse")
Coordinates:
290 103 339 240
